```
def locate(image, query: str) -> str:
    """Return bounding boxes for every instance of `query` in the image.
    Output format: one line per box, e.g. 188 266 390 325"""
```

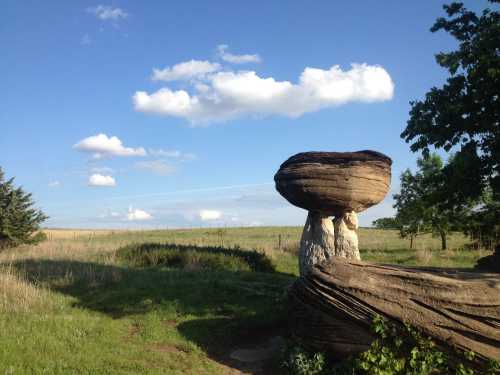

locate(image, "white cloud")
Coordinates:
135 160 176 176
127 206 152 221
74 134 146 159
88 174 116 187
199 209 222 221
134 63 394 124
87 5 128 21
48 181 60 188
152 60 221 82
216 44 261 64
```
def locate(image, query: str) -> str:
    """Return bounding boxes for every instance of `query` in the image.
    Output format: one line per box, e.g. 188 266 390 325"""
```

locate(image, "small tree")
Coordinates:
393 168 428 250
0 167 48 249
393 155 473 250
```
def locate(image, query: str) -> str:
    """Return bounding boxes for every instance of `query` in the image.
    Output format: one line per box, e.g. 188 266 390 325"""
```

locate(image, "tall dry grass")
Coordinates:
0 265 54 313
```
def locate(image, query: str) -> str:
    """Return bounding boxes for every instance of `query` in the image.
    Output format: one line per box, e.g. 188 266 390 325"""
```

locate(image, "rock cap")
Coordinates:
274 150 392 213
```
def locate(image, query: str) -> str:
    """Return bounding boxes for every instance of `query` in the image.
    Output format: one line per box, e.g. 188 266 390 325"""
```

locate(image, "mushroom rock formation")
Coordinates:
274 151 391 275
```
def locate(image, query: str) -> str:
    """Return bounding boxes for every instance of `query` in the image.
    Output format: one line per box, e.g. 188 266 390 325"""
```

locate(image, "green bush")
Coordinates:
115 242 275 272
283 315 500 375
282 344 326 375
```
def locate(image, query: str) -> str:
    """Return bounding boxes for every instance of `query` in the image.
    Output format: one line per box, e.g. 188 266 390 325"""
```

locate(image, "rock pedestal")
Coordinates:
299 211 336 276
274 150 391 274
333 211 360 259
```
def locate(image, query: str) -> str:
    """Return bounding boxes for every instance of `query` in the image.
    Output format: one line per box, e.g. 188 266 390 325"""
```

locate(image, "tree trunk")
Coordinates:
410 235 414 250
288 258 500 367
440 230 447 251
298 211 336 276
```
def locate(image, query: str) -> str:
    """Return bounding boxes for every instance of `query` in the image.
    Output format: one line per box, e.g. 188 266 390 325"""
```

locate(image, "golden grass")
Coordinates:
0 265 54 313
42 229 118 240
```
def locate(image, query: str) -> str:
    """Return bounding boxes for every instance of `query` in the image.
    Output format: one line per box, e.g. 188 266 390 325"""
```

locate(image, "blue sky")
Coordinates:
1 1 491 228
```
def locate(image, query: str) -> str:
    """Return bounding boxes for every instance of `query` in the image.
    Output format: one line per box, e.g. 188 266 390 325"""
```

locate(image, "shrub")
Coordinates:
282 344 326 375
115 242 275 272
0 167 48 249
283 315 500 375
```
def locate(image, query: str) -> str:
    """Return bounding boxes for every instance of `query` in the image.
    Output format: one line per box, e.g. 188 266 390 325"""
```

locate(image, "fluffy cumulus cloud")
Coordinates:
127 206 152 221
74 134 146 159
199 209 222 221
88 174 116 187
134 160 176 176
134 56 394 124
87 5 128 20
152 60 221 82
216 44 261 64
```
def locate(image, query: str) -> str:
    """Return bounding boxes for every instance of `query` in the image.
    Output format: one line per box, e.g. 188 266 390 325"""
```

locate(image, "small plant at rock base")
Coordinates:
281 344 327 375
283 315 499 375
352 315 449 375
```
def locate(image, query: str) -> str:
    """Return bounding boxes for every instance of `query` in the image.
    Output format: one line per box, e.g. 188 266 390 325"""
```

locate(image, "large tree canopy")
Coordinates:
401 1 500 200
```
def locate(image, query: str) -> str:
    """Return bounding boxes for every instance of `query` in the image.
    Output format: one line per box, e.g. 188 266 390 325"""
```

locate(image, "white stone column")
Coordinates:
333 211 360 260
299 211 335 276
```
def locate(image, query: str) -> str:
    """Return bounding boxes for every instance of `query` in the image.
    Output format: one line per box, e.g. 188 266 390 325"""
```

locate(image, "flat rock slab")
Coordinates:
274 150 392 213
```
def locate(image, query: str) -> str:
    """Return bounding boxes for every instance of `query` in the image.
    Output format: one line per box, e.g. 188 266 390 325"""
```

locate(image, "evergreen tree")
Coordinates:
0 167 48 249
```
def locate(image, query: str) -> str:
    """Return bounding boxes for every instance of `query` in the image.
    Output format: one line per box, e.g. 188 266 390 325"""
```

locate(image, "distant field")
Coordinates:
0 227 491 374
43 225 471 250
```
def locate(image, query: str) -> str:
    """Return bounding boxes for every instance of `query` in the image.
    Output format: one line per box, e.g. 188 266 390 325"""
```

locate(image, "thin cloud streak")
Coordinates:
44 182 275 207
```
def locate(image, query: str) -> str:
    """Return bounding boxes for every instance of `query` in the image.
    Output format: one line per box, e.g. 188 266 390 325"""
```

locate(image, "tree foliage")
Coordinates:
372 217 401 230
400 1 499 250
393 155 473 250
401 1 499 200
0 167 48 249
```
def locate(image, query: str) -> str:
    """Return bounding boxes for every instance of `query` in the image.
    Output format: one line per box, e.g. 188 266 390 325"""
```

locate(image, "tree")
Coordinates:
0 167 48 249
393 165 429 250
372 217 400 230
401 2 499 246
393 155 473 250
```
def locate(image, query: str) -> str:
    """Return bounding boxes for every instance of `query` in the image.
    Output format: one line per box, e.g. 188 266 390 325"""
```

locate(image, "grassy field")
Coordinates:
0 227 491 374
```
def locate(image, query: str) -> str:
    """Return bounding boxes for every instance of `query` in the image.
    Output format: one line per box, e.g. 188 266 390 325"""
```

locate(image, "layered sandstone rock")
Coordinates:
288 258 500 369
274 150 392 275
274 151 392 213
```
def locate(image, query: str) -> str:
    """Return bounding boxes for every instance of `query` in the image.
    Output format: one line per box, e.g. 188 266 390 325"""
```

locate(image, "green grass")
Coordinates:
0 227 491 374
115 242 276 272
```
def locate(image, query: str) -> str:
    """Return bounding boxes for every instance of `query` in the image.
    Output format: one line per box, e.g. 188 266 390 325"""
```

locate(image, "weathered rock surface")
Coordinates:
299 211 336 276
274 151 392 214
333 211 360 259
288 258 500 367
